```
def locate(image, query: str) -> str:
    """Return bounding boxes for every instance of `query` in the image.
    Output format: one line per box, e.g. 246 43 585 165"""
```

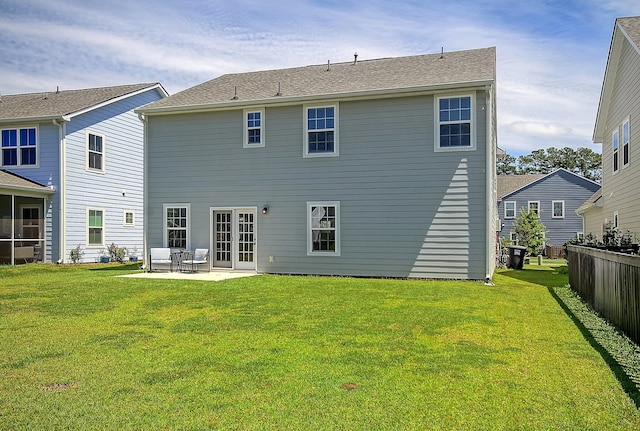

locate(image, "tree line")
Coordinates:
497 147 602 182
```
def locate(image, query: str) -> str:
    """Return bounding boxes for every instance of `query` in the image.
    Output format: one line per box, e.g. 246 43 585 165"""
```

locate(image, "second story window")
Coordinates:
528 201 540 216
436 95 474 151
243 109 265 148
304 104 338 157
552 201 564 218
2 127 37 167
613 129 619 173
504 201 516 218
623 119 630 167
87 132 105 172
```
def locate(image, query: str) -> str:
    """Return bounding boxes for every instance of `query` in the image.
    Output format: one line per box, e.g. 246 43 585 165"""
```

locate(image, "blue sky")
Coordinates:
2 0 640 157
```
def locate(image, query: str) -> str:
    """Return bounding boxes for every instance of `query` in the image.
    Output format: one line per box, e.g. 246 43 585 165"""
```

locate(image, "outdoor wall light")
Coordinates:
262 206 269 214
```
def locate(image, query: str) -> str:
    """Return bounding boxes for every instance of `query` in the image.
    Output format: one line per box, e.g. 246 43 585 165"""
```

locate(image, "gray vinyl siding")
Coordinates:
499 170 600 248
64 89 163 262
601 36 640 234
147 91 490 279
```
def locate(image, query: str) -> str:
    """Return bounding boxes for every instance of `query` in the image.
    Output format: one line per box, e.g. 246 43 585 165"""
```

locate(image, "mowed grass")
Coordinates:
1 264 639 430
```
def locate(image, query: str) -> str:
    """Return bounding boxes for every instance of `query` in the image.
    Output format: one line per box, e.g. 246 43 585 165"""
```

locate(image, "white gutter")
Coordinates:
53 118 66 263
485 83 495 284
137 113 148 269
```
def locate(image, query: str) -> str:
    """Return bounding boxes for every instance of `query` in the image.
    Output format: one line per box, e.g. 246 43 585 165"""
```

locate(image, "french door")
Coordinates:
212 208 256 270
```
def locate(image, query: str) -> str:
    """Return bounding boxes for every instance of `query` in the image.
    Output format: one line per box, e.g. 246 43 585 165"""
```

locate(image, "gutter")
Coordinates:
53 118 66 263
137 113 148 270
485 83 496 285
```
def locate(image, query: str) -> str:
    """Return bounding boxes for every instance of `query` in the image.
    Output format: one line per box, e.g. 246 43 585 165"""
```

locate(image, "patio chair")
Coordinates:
181 248 210 272
149 247 172 272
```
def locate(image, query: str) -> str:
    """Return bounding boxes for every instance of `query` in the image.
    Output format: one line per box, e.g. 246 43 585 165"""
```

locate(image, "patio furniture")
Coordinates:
181 248 210 272
149 248 172 272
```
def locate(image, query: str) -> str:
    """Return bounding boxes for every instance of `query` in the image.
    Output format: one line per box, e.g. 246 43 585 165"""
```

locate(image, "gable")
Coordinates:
499 169 600 201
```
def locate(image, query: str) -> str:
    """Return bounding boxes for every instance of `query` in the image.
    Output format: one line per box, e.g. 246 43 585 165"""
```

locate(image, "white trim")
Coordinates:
613 210 619 228
307 201 340 256
243 108 265 148
434 93 476 152
528 201 540 216
552 200 565 219
612 128 620 174
163 203 190 250
622 117 630 168
123 209 135 227
86 130 106 173
209 206 258 270
86 207 105 247
0 125 40 168
69 84 168 119
504 201 516 219
303 103 339 158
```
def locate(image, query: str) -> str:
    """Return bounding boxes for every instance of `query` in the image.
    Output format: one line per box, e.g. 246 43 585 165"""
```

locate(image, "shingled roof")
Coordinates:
140 47 496 114
0 83 165 122
0 170 54 194
497 174 546 199
618 16 640 48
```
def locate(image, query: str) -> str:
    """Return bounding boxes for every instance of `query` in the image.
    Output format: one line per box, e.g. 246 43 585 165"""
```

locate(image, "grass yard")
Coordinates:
1 263 639 430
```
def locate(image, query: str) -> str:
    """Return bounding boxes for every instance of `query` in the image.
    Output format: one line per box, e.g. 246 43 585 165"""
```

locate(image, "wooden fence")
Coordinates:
567 245 640 345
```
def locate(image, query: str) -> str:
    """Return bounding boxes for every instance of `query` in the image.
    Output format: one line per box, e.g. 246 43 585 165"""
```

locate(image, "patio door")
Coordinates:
212 209 256 270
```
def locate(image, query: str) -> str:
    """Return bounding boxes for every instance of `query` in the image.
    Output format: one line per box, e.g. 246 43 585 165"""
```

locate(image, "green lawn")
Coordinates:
1 263 639 430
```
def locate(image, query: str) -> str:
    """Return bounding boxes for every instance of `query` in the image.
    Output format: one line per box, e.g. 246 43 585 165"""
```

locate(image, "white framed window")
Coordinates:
87 131 105 173
577 232 584 241
307 201 340 255
613 129 619 173
509 232 517 242
87 207 105 247
123 210 135 227
623 118 630 167
504 201 516 218
243 108 265 148
552 201 564 218
614 211 619 229
435 94 475 152
163 204 190 249
1 126 38 167
528 201 540 216
304 104 338 157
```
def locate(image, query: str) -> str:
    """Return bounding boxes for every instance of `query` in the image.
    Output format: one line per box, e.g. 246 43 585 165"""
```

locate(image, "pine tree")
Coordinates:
513 208 547 256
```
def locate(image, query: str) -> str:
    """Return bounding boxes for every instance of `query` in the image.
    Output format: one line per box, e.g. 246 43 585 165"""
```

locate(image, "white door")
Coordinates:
212 209 256 270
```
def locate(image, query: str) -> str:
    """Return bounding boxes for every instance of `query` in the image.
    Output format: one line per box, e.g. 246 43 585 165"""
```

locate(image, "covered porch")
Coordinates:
0 170 53 265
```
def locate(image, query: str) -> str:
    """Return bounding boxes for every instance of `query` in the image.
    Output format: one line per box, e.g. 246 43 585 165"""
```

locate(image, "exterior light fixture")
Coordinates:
262 206 269 214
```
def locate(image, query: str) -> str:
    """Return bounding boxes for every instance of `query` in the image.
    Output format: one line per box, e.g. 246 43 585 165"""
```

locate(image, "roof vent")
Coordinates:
276 82 282 96
232 86 238 100
440 47 444 59
56 86 60 94
326 60 330 71
353 52 358 65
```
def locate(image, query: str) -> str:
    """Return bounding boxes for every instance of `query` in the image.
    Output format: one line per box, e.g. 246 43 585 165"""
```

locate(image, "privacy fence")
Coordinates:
567 245 640 345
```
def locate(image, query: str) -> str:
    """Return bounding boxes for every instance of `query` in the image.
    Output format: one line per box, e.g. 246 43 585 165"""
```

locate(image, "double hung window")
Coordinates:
87 132 105 172
304 105 338 157
623 119 630 167
87 208 104 246
2 127 37 167
504 201 516 218
436 95 474 150
307 202 340 255
552 201 564 218
243 109 264 148
164 205 189 249
528 201 540 216
613 129 619 173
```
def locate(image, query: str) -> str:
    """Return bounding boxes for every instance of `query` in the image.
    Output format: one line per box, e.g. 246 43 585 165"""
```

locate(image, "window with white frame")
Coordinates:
304 104 338 157
164 204 189 249
436 95 474 151
504 201 516 218
577 232 584 241
509 232 517 243
307 202 340 255
87 208 104 246
87 132 105 172
123 210 135 227
552 201 564 218
1 127 37 167
613 129 619 173
243 108 264 148
614 211 619 229
528 201 540 216
623 118 630 167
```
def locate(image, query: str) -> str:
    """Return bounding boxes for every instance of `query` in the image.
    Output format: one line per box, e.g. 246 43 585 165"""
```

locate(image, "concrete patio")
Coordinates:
117 269 260 281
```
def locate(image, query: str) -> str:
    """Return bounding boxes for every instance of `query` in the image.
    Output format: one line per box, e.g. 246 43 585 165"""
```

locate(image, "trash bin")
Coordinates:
507 245 527 269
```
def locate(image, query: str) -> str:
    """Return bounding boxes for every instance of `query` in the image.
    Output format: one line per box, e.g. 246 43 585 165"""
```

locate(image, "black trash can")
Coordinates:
507 245 527 269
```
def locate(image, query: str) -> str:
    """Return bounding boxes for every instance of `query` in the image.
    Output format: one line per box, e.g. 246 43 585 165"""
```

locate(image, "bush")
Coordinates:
69 244 84 264
106 243 127 263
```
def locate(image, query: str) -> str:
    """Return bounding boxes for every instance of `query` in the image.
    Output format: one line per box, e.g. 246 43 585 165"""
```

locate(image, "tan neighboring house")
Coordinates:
590 16 640 237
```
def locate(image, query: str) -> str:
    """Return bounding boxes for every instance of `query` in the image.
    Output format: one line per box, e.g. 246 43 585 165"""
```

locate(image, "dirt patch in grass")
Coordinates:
40 382 80 391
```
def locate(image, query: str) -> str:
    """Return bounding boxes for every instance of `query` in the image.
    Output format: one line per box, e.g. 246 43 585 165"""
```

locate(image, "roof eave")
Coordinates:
0 115 69 125
137 80 494 116
0 184 55 195
68 83 168 119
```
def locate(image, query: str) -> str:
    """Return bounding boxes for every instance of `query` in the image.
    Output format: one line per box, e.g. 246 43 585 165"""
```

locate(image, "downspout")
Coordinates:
53 118 66 263
485 84 495 285
137 113 148 269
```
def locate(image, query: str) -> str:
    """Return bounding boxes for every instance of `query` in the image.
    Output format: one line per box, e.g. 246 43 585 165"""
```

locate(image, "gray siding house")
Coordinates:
590 16 640 236
138 48 498 280
498 169 601 248
0 83 167 264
